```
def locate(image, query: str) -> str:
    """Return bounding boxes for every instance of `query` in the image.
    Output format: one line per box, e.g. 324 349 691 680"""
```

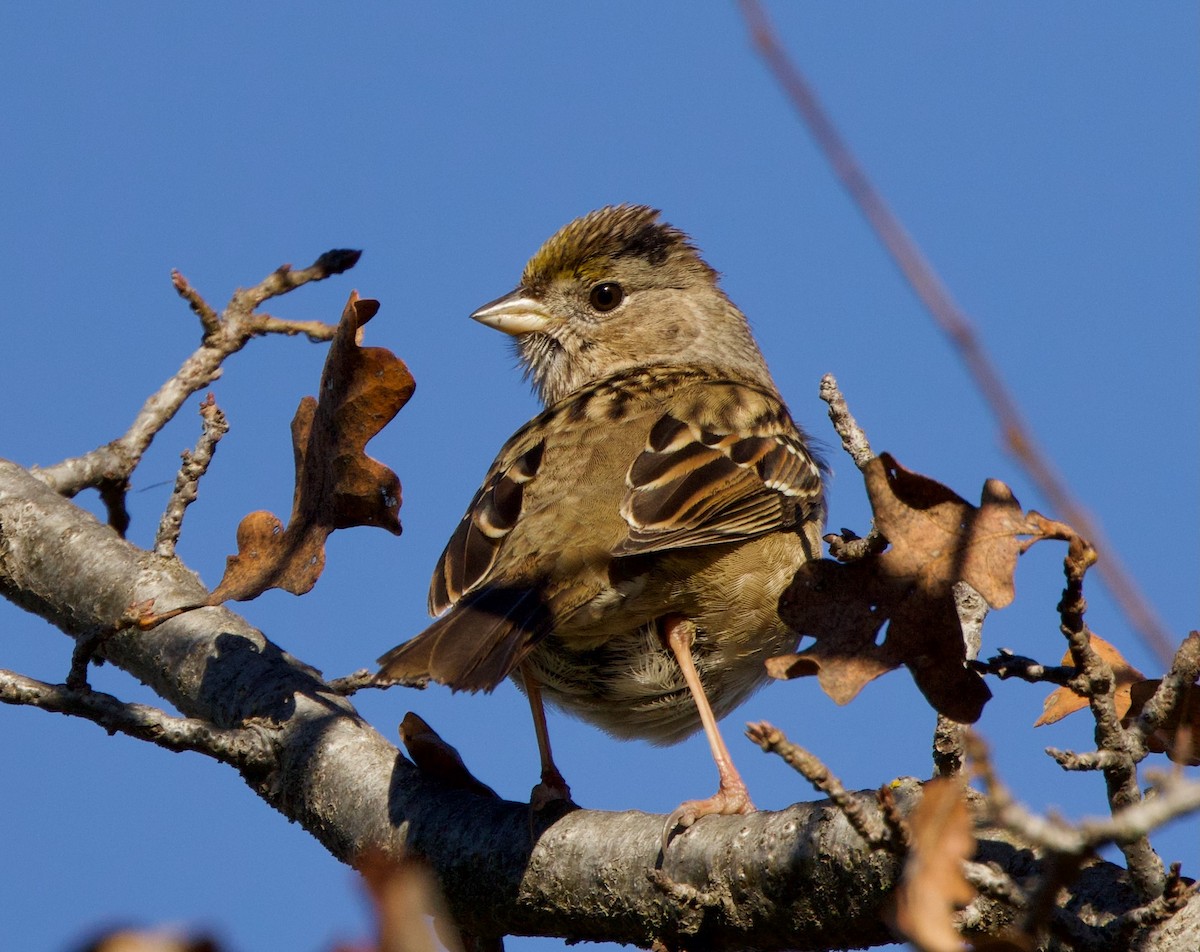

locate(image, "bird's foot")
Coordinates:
662 782 755 853
530 767 574 813
528 769 577 840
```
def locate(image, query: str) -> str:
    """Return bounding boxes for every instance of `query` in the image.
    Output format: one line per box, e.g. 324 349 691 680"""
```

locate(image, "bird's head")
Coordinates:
472 205 775 405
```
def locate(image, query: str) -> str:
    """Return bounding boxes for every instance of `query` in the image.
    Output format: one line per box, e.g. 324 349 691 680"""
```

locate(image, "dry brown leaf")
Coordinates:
889 777 976 952
399 712 498 798
84 932 219 952
1125 679 1200 766
775 454 1035 722
209 293 414 602
869 457 1028 609
1034 634 1145 727
356 851 463 952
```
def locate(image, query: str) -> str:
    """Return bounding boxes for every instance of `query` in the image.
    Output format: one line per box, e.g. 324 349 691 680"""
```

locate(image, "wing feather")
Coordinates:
616 383 824 555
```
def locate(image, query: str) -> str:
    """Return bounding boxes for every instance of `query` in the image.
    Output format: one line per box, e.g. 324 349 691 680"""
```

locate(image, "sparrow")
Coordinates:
377 205 825 842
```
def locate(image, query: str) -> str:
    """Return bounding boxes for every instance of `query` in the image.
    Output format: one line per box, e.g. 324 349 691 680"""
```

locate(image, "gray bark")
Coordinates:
1 459 1195 950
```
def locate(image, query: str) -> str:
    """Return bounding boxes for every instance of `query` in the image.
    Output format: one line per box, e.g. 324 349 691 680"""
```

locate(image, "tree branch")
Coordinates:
0 667 274 770
2 459 1197 949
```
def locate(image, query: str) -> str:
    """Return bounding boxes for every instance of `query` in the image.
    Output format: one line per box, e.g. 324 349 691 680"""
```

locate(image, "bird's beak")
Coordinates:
470 289 553 336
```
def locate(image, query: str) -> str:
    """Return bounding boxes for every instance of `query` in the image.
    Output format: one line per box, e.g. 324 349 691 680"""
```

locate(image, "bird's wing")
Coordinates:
427 426 547 616
615 380 825 555
378 417 554 692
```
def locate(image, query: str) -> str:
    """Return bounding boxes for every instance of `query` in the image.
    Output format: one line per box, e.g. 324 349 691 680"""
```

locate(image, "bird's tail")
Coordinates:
376 587 552 693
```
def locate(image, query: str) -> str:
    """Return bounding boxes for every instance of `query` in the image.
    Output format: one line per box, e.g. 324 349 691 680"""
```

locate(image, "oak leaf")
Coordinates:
209 293 414 602
1034 632 1199 765
774 454 1033 722
889 776 976 952
1033 634 1145 727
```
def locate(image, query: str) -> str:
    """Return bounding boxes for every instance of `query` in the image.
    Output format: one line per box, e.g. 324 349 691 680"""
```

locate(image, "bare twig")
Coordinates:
1046 529 1166 896
252 314 340 341
1112 863 1198 942
971 648 1075 687
875 783 913 853
328 668 381 696
230 249 361 312
1130 631 1200 756
66 628 109 691
747 721 895 851
962 861 1026 910
933 583 988 777
31 250 358 526
155 394 229 558
172 268 220 336
64 599 157 689
0 667 274 771
738 0 1174 667
969 732 1200 863
818 373 873 470
1045 748 1126 772
817 375 887 562
822 527 887 563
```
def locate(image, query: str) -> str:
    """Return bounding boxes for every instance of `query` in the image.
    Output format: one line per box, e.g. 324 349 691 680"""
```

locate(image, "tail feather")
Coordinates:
377 586 552 693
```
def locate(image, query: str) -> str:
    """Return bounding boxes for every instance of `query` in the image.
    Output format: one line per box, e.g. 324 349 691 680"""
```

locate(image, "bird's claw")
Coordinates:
530 767 574 814
661 788 756 854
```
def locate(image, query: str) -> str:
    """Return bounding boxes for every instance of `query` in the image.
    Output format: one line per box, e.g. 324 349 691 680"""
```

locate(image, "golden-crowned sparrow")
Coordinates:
377 205 825 839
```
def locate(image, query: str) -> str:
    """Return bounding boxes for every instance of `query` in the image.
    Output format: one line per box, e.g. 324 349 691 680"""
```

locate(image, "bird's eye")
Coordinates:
588 282 624 313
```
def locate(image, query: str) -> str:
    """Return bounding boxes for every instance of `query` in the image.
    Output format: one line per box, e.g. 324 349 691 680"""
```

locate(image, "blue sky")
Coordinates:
1 4 1196 950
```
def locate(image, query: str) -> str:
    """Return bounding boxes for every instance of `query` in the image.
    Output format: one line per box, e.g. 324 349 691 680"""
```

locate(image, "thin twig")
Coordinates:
31 250 358 524
818 373 874 471
970 649 1075 687
155 394 229 558
1111 862 1198 942
1045 748 1126 772
1048 530 1165 897
0 667 275 771
1130 630 1200 756
65 599 156 689
822 527 887 563
738 0 1174 667
932 583 988 778
817 375 887 562
968 732 1200 859
231 249 361 312
252 314 340 341
328 668 418 696
962 861 1026 910
747 721 895 851
172 268 221 336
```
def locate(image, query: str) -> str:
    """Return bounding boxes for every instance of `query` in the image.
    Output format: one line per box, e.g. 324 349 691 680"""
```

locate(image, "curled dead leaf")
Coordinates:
776 454 1035 722
1033 634 1145 727
889 777 976 952
209 293 414 602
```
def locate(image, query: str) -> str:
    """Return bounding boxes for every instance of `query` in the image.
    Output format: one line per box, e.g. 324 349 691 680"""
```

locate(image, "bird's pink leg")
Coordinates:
661 615 755 849
521 663 573 811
